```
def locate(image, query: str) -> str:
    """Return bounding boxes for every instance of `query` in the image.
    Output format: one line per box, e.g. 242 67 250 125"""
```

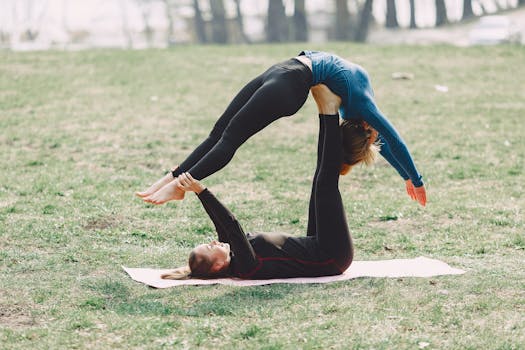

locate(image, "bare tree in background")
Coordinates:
462 0 474 20
267 0 289 42
293 0 308 42
119 0 133 48
23 0 38 40
210 0 227 43
335 0 351 40
137 0 155 47
233 0 251 43
385 0 398 28
354 0 373 42
18 0 50 42
162 0 176 45
409 0 416 28
435 0 448 26
193 0 207 43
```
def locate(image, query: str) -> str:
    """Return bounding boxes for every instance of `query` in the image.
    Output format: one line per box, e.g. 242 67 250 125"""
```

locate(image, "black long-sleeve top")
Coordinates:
197 189 344 279
195 115 351 279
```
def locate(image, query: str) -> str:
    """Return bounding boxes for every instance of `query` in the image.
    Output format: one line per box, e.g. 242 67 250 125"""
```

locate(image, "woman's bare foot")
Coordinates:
143 178 185 204
136 168 178 198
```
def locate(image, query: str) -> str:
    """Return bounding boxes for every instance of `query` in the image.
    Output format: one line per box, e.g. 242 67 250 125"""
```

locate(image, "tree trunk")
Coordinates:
23 0 49 42
267 0 289 42
139 3 154 47
478 2 488 14
210 0 227 44
462 0 474 20
385 0 398 28
435 0 448 26
193 0 207 43
354 0 373 42
162 0 176 45
409 0 416 29
335 0 351 40
26 0 36 40
119 0 133 48
233 0 251 43
293 0 308 42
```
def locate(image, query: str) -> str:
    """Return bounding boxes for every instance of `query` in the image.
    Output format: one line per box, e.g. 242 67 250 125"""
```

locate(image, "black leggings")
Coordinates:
196 116 353 277
173 59 312 180
309 116 353 271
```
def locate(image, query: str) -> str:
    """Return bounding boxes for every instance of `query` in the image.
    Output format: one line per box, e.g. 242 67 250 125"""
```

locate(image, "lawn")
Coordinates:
0 43 524 349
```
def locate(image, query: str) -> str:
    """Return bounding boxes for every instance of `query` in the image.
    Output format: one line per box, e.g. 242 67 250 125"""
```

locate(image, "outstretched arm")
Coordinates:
177 173 258 271
175 173 227 242
358 95 426 206
377 134 409 180
377 140 420 202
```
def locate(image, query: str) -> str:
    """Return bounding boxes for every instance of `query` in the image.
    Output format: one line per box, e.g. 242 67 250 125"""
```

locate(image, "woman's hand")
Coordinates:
405 179 417 200
177 172 206 194
405 179 426 207
414 185 427 207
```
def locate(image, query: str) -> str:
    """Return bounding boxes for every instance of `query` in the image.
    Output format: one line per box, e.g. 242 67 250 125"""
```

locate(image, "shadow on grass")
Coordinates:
82 277 313 317
175 285 310 317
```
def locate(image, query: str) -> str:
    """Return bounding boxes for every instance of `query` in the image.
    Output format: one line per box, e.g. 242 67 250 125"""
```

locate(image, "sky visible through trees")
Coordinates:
0 0 522 48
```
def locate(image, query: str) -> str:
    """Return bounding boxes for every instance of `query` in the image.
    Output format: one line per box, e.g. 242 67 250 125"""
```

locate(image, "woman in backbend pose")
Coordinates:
137 51 426 206
162 113 352 280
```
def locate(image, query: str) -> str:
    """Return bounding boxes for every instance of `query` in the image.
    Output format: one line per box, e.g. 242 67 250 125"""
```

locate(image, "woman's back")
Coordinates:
301 50 374 119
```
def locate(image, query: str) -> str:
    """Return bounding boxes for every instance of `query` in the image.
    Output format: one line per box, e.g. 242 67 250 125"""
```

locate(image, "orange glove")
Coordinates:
405 179 426 207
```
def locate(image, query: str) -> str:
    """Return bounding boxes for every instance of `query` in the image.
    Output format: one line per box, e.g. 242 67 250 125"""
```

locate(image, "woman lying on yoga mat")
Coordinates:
137 51 426 206
162 114 352 280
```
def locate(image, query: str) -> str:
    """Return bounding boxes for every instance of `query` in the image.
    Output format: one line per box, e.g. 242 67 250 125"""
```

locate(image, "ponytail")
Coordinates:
160 250 215 280
161 265 192 280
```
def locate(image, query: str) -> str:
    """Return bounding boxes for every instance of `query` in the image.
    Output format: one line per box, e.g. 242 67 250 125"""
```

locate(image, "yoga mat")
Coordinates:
123 256 465 288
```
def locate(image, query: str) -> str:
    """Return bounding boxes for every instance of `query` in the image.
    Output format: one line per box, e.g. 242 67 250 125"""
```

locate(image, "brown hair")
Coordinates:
160 251 222 280
341 119 380 168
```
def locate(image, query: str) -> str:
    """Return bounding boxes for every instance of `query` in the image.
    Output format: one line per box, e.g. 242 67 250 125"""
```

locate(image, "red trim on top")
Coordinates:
236 255 344 279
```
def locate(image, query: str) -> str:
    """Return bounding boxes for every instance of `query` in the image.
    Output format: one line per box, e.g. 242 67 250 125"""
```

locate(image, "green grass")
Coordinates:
1 43 524 349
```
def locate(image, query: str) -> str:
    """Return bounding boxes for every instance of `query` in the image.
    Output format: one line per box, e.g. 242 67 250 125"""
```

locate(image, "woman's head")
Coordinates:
189 241 231 277
340 119 380 174
161 240 231 280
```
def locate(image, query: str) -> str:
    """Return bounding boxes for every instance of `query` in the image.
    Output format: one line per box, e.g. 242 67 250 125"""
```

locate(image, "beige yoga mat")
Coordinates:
123 256 465 288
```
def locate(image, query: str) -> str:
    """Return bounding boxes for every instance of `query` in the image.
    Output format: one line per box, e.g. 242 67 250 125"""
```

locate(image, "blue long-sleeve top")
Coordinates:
300 50 423 187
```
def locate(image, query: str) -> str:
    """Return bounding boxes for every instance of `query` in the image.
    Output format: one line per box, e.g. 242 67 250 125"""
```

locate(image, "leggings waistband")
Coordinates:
273 58 313 88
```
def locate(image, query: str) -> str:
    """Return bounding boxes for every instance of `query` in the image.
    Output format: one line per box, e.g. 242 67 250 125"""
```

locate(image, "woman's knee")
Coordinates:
215 132 244 156
209 121 228 139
